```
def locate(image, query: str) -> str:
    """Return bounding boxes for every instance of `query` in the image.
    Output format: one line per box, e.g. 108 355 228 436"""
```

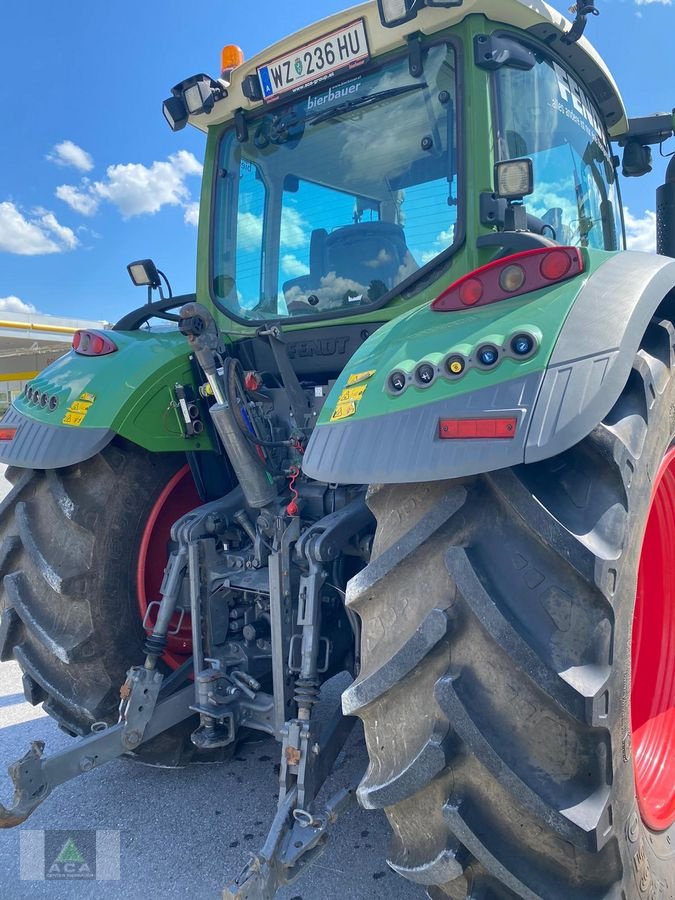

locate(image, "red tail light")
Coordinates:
431 247 584 312
72 330 118 356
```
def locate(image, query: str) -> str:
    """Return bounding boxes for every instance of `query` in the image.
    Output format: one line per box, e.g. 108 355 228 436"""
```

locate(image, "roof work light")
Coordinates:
162 74 227 132
377 0 463 27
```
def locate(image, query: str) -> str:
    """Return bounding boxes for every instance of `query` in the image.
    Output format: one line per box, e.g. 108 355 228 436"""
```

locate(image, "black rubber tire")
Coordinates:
0 440 209 766
343 314 675 898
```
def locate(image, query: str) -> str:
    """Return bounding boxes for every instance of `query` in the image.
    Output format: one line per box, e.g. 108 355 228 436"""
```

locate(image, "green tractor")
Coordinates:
0 0 673 896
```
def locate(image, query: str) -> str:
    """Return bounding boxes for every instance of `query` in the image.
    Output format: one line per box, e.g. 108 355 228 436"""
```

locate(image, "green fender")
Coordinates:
0 329 214 469
302 250 675 484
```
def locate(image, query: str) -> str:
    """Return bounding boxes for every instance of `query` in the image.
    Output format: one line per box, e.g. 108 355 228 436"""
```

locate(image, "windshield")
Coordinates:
494 48 623 251
212 43 460 322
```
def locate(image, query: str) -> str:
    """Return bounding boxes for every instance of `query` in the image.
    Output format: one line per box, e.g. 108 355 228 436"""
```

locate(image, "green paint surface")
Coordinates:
316 250 615 426
15 330 213 453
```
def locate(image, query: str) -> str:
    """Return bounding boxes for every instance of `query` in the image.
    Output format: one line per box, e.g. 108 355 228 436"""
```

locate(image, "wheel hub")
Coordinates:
632 446 675 831
136 465 199 669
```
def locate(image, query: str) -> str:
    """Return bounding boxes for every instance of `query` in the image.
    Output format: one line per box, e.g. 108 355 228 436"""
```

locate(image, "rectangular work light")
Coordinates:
127 259 161 288
377 0 419 27
377 0 463 27
494 159 534 200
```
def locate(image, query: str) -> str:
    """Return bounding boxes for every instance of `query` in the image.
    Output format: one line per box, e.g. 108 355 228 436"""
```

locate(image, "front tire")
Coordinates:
0 441 204 765
344 315 675 898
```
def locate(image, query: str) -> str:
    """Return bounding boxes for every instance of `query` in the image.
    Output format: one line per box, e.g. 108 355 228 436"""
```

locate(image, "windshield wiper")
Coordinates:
307 83 427 126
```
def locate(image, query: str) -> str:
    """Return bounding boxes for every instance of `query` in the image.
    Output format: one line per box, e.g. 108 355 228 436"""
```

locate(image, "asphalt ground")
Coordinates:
0 466 425 900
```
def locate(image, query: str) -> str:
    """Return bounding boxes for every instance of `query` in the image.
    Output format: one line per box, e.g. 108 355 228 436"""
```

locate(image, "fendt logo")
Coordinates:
286 337 350 358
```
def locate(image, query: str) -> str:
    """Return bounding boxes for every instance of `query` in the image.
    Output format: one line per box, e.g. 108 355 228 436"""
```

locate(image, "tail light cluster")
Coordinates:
72 330 118 356
431 247 584 312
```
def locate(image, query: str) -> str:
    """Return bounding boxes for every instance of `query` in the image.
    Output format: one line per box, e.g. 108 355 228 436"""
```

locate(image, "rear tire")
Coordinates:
0 441 208 766
344 315 675 898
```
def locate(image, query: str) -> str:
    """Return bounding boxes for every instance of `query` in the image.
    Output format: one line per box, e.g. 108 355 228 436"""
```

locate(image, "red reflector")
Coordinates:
439 417 517 439
0 428 17 441
540 249 572 280
459 277 483 306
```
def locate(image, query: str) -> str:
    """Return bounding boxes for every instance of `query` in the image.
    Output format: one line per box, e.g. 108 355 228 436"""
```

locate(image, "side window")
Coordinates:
495 53 623 251
236 161 266 310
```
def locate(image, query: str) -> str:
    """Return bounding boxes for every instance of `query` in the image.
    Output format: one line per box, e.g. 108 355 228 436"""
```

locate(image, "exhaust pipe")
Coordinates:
657 156 675 258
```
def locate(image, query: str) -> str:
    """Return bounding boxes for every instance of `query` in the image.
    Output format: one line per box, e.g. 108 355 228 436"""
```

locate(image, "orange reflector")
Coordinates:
221 44 245 75
439 417 517 439
0 428 17 441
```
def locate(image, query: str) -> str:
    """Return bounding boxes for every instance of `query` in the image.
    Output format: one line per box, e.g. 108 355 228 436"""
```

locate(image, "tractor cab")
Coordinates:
164 0 628 334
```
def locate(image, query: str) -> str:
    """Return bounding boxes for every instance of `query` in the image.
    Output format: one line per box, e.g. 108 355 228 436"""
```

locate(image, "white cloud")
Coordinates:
280 207 309 249
46 140 94 172
285 270 367 310
624 207 656 253
184 202 200 226
0 296 37 314
635 0 671 5
38 210 79 249
56 183 99 216
281 254 309 277
55 150 202 220
238 211 263 251
0 202 79 255
419 227 455 265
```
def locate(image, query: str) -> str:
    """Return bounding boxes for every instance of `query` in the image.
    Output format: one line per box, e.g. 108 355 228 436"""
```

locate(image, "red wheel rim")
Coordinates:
137 465 200 670
632 445 675 831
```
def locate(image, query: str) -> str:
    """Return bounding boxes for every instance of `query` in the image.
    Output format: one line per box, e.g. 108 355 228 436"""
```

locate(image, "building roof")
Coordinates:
0 311 107 382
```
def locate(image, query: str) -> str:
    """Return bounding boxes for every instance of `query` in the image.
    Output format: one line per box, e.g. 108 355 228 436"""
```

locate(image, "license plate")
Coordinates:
257 19 369 102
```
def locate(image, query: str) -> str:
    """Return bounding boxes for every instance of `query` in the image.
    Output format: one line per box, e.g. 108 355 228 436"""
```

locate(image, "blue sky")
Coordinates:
0 0 673 322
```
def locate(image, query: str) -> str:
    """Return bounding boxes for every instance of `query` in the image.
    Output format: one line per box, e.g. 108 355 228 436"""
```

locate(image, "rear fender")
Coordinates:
525 251 675 461
302 251 675 484
0 330 214 469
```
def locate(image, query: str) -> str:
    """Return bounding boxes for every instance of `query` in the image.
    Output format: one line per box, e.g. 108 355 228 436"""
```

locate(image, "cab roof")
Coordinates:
187 0 627 138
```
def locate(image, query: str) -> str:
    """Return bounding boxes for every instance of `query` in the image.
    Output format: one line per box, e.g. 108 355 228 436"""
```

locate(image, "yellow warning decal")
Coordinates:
330 400 357 422
62 411 86 427
68 400 92 415
62 392 95 426
337 384 367 404
346 369 375 386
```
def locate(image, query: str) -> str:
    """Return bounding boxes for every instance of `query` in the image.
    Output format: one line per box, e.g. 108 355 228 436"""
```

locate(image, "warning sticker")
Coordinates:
62 411 86 427
337 384 367 404
330 400 357 422
68 400 92 415
62 393 95 426
346 369 375 386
